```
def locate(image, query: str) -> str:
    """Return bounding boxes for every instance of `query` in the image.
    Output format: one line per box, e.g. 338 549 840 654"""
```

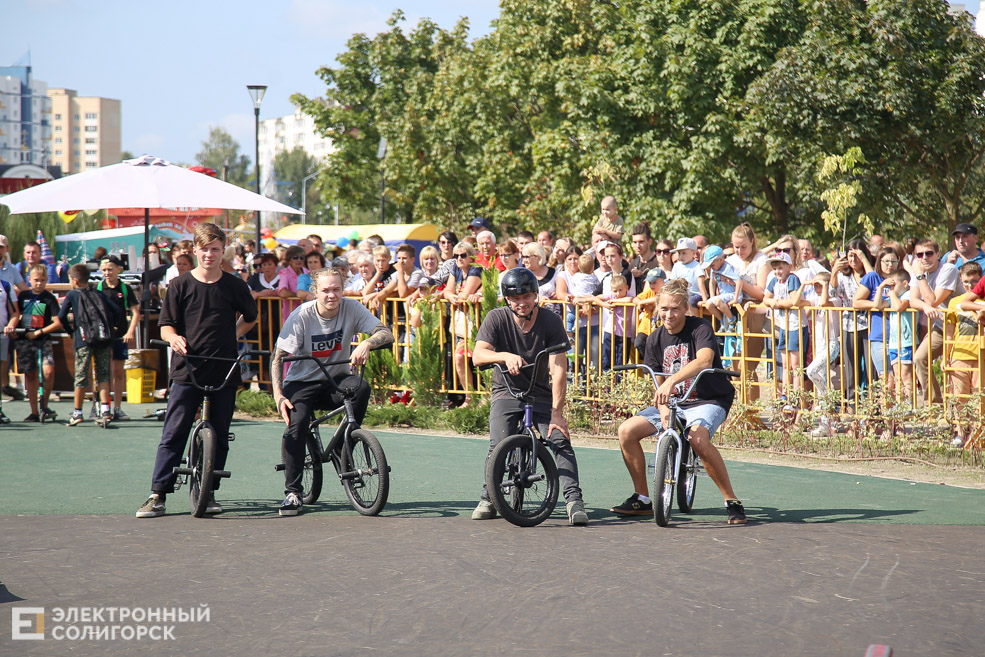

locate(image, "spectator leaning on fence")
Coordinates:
949 261 984 447
875 269 915 408
855 246 904 382
800 271 841 437
344 253 375 297
944 223 985 268
629 223 658 292
830 239 874 400
909 238 959 406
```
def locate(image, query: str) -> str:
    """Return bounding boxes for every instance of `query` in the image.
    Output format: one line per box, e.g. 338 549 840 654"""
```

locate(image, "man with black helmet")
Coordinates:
470 267 589 525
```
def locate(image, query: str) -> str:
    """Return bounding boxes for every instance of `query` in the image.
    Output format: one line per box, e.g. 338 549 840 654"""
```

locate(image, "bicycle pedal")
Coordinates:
274 463 286 472
173 466 193 476
227 433 235 442
213 470 231 479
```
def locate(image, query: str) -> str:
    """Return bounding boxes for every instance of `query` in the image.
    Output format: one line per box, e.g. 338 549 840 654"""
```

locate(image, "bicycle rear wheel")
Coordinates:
189 424 216 518
302 432 324 505
677 439 698 513
486 433 559 527
653 436 677 527
341 429 389 515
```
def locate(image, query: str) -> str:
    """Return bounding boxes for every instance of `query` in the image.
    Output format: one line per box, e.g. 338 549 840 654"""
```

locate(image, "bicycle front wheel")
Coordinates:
486 434 559 527
677 439 698 513
341 429 389 515
302 433 324 505
653 436 677 527
189 424 216 518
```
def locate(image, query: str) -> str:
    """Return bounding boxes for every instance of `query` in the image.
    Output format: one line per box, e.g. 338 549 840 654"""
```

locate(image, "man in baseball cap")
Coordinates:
945 223 985 268
468 217 492 233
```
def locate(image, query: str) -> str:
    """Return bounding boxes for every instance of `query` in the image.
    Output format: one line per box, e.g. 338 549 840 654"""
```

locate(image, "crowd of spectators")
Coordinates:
3 206 984 447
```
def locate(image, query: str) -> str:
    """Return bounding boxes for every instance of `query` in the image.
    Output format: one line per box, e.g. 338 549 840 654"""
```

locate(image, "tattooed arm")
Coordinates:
271 347 292 425
349 323 394 366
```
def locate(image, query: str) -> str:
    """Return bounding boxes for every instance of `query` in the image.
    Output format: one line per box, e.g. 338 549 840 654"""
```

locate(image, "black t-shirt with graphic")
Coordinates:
644 316 734 412
16 289 59 338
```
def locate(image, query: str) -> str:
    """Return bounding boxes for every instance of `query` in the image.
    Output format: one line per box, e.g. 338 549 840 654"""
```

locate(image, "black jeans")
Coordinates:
281 376 370 495
151 383 236 494
481 398 583 504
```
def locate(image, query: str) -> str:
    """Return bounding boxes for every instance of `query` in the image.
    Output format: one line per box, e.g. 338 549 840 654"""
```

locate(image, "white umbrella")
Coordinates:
0 154 303 340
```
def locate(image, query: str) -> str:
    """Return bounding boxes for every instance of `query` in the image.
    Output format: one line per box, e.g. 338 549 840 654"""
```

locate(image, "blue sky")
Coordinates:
1 0 500 165
1 0 977 167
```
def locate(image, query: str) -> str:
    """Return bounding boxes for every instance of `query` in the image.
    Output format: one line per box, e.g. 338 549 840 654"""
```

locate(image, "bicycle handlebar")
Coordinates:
613 363 739 404
477 343 568 401
150 338 270 392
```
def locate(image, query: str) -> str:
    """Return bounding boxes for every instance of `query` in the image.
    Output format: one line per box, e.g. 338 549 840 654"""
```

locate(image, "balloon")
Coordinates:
335 237 349 249
59 210 80 224
263 237 278 250
348 230 360 241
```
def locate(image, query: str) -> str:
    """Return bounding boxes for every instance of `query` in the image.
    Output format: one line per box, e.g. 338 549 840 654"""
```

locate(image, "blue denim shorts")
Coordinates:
775 327 801 352
888 346 913 365
636 402 728 439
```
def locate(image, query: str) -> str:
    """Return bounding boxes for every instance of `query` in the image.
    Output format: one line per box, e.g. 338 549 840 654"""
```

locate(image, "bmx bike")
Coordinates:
150 339 268 518
613 363 739 526
480 343 569 527
273 355 390 515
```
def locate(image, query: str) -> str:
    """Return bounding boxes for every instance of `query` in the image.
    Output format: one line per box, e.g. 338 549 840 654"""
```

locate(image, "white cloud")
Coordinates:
287 0 390 39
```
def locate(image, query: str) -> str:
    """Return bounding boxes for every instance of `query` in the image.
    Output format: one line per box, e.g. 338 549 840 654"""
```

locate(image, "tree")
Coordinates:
195 127 251 188
272 146 319 207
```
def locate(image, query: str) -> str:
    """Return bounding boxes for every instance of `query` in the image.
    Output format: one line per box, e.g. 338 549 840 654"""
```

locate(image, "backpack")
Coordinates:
97 280 130 338
76 286 115 347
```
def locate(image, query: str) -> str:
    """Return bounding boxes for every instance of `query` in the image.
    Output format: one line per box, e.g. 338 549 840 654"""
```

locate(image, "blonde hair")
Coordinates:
577 253 595 274
420 245 440 261
659 278 691 307
610 274 628 290
454 242 476 257
372 245 392 260
521 243 547 265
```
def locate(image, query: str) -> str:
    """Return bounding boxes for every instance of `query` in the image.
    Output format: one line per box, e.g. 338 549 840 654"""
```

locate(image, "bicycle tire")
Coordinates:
189 425 216 518
341 429 389 515
677 439 698 513
653 435 677 527
486 433 559 527
302 433 324 505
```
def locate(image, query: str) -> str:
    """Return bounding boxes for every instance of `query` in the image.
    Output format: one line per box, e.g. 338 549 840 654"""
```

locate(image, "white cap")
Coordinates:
672 237 697 253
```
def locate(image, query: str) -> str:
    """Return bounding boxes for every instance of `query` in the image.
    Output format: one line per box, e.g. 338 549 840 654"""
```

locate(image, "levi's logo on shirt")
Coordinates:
311 330 345 358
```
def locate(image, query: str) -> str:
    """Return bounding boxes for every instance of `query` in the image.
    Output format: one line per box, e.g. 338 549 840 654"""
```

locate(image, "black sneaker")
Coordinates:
42 408 57 421
279 492 302 517
727 499 747 525
610 493 652 516
3 386 25 401
23 413 40 422
0 411 9 425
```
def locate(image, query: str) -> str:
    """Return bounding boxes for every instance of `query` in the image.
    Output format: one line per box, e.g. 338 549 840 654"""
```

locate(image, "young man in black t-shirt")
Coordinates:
470 268 588 526
610 279 746 524
136 223 258 518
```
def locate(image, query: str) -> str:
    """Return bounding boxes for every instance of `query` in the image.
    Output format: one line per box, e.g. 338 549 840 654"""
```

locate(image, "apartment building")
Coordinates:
258 103 336 199
47 88 121 174
0 62 51 166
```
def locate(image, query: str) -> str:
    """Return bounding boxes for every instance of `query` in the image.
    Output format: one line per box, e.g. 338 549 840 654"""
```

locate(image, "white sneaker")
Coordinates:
471 500 497 520
811 417 831 438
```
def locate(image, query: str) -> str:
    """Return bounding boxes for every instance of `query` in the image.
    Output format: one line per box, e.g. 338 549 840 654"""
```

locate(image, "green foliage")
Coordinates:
296 0 985 243
362 400 490 434
365 346 403 404
818 148 874 249
404 302 445 406
479 267 500 325
0 205 101 263
195 127 252 188
272 146 320 207
236 389 278 417
443 401 490 434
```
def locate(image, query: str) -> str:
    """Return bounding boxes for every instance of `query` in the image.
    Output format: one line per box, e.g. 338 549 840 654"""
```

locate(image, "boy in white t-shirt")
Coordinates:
669 237 702 309
566 253 600 335
763 252 803 404
698 245 743 332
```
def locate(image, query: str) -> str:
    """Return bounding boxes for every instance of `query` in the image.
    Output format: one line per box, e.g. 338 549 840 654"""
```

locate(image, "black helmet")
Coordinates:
500 267 539 297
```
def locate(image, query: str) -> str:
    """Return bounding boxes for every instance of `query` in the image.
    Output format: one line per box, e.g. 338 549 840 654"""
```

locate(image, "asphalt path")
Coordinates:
1 401 984 656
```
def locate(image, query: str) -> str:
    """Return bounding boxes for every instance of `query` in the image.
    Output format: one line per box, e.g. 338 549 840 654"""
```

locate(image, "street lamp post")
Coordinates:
301 170 321 224
377 137 387 224
247 84 267 250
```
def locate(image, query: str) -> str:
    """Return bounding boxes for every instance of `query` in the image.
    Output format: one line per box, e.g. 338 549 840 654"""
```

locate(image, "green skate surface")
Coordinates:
1 400 982 523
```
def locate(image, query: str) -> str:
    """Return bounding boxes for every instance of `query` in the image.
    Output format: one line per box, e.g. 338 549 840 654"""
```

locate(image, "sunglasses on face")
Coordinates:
455 253 470 259
291 256 304 260
654 249 672 255
914 251 935 259
775 247 792 253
